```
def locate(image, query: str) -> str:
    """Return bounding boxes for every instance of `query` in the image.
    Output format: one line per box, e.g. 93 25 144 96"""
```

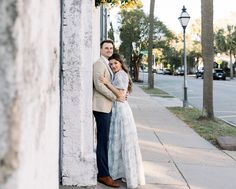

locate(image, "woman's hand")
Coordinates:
99 75 108 85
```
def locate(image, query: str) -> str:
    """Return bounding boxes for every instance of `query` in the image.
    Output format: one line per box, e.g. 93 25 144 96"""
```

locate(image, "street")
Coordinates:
140 72 236 126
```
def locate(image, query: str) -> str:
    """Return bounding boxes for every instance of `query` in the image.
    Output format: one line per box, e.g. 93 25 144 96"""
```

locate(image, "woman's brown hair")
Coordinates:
108 53 133 93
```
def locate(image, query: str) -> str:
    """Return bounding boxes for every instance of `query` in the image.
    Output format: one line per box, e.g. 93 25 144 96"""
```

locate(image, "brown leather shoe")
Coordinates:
98 176 120 188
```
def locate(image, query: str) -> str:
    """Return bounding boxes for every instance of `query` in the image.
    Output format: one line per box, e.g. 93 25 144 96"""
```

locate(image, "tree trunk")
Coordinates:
230 50 234 79
201 0 214 119
134 57 140 81
147 0 155 88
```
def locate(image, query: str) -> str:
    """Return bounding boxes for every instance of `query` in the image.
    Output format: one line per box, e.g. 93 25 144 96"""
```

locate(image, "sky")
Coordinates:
142 0 236 33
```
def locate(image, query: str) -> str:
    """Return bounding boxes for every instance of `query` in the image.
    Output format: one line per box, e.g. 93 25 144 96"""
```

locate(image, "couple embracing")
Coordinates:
93 40 145 188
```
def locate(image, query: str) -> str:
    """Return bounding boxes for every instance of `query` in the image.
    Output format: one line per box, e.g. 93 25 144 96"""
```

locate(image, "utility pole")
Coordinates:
147 0 155 88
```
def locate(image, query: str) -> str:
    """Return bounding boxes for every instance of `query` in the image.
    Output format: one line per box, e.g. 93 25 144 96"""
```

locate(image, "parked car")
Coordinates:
152 69 157 73
195 69 204 78
163 68 172 75
156 69 164 74
201 68 226 80
213 68 226 80
174 68 184 76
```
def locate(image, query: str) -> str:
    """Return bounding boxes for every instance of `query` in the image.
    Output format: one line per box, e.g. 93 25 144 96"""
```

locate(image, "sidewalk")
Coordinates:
126 84 236 189
62 83 236 189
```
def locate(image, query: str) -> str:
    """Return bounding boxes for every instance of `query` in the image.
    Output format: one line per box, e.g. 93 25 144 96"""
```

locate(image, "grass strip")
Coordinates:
167 107 236 147
140 86 174 98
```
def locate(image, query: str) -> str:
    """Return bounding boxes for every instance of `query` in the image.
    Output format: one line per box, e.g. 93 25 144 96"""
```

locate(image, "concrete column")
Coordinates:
61 0 98 186
0 0 60 189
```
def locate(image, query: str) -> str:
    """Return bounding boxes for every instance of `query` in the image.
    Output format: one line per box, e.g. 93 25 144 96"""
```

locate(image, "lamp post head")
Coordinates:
178 5 190 29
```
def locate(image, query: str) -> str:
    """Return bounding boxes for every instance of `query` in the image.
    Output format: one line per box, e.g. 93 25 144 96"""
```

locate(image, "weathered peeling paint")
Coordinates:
0 0 60 188
61 0 98 186
0 0 19 183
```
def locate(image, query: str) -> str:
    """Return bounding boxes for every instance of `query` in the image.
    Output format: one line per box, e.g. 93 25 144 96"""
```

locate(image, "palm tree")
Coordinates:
201 0 214 119
227 25 235 79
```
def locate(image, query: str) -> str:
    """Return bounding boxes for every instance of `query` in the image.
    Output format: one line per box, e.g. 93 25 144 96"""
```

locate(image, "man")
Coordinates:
93 40 124 188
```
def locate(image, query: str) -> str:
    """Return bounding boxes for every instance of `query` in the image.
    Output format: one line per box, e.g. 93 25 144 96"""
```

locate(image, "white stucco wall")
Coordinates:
0 0 60 189
61 0 99 186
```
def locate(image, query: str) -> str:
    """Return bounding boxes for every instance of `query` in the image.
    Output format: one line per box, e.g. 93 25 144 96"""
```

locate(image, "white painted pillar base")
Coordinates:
61 0 98 186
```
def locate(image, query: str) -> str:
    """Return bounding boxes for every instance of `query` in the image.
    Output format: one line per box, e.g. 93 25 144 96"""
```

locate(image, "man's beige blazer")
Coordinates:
93 57 116 113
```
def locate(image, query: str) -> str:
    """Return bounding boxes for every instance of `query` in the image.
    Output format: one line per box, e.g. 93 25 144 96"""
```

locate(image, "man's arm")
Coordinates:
93 62 116 101
99 75 126 102
103 82 126 102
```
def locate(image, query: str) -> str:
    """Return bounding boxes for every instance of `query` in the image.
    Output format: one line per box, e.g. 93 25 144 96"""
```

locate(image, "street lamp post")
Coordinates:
178 6 190 107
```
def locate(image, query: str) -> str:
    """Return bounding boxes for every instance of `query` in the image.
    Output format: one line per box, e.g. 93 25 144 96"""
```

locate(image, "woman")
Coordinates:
100 53 145 188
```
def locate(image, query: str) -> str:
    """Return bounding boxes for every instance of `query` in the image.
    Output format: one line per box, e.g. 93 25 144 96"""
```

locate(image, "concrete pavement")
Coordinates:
61 83 236 189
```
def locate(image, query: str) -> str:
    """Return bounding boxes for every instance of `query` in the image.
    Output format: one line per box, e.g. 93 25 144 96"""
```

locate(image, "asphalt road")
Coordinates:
140 72 236 127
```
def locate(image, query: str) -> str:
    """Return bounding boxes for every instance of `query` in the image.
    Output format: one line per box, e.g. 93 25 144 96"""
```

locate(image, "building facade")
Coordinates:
0 0 104 188
0 0 60 188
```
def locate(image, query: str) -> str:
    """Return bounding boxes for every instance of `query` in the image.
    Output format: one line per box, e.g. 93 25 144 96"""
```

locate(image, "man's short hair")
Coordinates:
100 39 114 49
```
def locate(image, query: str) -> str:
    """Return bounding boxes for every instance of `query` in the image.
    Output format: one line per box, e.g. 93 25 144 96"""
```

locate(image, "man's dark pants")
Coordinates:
93 111 112 178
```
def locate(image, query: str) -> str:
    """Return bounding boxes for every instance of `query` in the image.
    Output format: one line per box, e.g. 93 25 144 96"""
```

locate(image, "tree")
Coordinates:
189 19 202 69
215 25 236 79
95 0 142 9
152 23 176 70
118 8 175 81
119 10 145 80
147 0 155 88
161 46 181 70
108 22 115 42
201 0 214 119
